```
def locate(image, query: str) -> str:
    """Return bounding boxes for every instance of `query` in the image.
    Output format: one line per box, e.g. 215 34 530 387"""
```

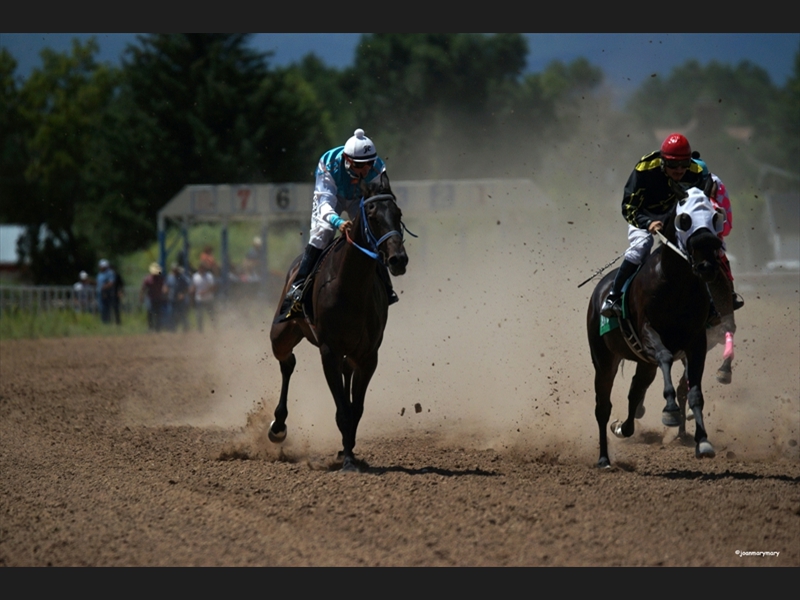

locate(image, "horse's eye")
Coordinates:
677 213 692 232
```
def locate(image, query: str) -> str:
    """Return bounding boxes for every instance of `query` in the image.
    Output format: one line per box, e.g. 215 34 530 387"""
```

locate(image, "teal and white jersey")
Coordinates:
308 145 387 249
314 146 386 212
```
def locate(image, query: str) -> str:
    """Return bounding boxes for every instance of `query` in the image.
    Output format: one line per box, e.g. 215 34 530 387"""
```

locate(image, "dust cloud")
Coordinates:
167 132 798 466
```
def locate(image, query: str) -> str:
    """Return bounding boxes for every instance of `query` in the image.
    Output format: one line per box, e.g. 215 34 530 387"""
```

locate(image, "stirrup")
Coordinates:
276 285 303 322
600 295 620 318
288 282 304 302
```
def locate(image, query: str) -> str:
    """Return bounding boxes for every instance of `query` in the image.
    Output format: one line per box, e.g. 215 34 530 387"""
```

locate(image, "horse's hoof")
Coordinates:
597 456 611 469
340 458 360 473
610 420 625 438
662 410 682 428
716 368 732 385
696 440 716 458
268 420 287 444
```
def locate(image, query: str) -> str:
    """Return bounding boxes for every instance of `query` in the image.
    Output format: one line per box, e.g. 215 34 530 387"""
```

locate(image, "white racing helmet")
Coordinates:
343 128 377 163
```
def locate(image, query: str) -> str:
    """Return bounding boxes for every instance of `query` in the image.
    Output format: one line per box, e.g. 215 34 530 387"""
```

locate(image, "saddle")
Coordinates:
289 238 342 322
600 265 713 363
600 267 656 364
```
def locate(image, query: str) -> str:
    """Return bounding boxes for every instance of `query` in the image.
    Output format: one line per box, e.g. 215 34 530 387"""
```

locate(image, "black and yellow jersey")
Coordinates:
621 150 706 229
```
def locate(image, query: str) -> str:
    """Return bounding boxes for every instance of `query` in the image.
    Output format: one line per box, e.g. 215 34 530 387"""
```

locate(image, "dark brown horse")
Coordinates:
587 185 725 468
267 172 409 472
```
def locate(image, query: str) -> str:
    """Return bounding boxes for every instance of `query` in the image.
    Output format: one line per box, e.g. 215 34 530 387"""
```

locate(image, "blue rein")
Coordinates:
348 194 417 261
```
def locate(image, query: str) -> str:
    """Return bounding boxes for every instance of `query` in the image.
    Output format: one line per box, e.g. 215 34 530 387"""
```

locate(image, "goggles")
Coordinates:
349 159 374 169
663 158 692 169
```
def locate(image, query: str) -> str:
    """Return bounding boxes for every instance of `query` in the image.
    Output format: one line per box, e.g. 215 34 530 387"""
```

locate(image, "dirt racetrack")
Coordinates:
2 193 799 567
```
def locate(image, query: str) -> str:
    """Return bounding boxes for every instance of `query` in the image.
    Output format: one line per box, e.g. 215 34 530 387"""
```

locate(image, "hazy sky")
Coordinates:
2 33 797 97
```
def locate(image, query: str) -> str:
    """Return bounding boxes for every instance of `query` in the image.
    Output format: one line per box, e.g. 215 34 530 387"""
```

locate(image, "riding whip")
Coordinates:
654 230 689 263
577 251 625 288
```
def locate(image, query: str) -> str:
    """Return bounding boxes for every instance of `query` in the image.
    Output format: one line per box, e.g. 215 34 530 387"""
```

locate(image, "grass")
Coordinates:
0 307 151 340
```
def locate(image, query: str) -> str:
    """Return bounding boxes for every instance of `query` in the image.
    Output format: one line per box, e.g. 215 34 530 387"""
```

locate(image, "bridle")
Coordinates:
346 193 417 261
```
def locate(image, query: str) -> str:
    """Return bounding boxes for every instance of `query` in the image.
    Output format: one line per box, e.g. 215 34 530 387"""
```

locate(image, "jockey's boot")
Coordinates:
600 259 637 318
732 290 744 311
277 244 322 321
377 262 399 305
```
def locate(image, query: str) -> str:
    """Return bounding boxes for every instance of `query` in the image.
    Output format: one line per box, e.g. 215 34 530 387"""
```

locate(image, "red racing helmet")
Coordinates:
660 133 692 161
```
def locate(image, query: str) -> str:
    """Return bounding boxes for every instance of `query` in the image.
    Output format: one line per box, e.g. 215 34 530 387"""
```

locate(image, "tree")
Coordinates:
774 46 800 175
0 49 33 229
88 34 330 255
341 34 529 179
2 39 117 283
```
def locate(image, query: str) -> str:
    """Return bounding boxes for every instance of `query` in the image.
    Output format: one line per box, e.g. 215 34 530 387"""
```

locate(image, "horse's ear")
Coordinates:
379 170 391 193
703 175 718 199
359 177 370 198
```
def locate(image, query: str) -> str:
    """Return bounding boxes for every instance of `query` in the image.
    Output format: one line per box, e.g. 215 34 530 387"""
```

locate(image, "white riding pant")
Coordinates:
623 224 654 265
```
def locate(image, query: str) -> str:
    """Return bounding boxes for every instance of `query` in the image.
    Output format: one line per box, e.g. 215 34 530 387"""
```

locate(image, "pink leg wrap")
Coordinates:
723 331 734 361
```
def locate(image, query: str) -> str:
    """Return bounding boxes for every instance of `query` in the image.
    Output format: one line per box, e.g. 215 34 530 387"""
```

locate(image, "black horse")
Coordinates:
267 172 409 472
587 185 725 468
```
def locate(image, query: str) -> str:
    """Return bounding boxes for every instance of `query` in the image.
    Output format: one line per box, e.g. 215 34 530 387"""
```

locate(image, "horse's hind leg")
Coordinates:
268 352 295 443
268 323 303 443
593 354 621 468
611 362 657 439
716 325 735 384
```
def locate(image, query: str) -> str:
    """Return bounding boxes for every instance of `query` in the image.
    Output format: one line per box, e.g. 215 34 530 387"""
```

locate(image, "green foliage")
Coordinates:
343 34 533 179
774 46 800 172
2 35 797 287
0 39 117 284
0 306 149 340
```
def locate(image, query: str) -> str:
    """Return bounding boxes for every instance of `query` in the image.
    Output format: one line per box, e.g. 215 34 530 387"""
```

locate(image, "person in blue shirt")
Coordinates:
277 128 398 321
95 258 117 324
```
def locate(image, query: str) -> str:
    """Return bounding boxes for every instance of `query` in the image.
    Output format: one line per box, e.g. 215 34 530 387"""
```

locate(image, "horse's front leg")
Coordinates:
685 348 715 459
641 323 680 427
343 359 354 401
612 361 657 439
268 352 295 443
319 345 358 472
675 365 696 445
344 353 378 470
268 323 304 443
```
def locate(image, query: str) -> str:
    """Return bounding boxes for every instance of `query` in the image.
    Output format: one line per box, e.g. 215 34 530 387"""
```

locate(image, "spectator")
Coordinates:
140 262 167 332
191 261 217 333
241 236 265 281
199 245 220 277
110 263 125 325
165 262 192 332
96 259 117 324
73 270 95 312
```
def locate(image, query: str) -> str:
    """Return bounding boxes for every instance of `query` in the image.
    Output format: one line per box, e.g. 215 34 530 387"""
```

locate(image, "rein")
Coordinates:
345 194 417 261
655 230 690 264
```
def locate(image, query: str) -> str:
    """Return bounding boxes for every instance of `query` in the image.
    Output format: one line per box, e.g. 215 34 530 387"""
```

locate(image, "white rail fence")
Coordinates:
0 285 133 316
